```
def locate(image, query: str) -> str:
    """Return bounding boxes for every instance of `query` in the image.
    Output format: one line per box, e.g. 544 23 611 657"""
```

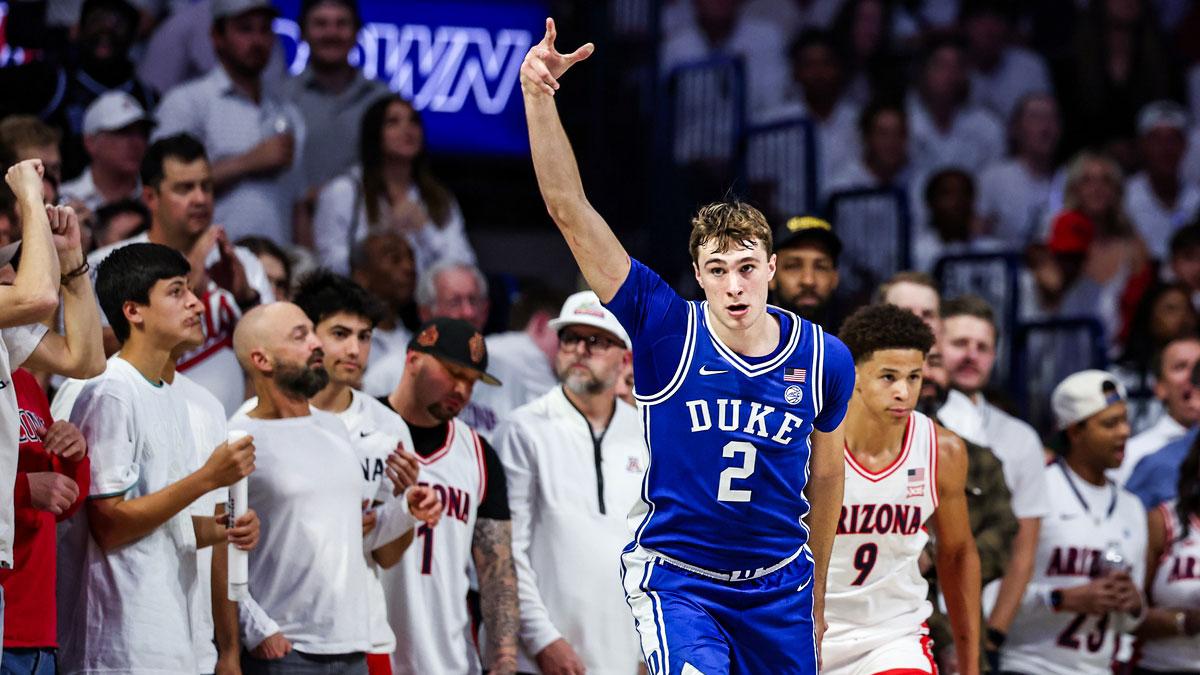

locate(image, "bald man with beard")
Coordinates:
227 302 374 675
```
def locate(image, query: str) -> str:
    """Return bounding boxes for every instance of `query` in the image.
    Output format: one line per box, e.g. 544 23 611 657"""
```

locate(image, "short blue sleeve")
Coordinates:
813 333 855 433
1125 438 1191 509
604 258 692 396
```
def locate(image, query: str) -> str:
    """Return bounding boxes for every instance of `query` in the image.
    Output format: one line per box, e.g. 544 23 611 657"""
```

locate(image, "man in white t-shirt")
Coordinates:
1112 336 1200 484
88 133 276 413
976 93 1062 246
906 35 1005 176
1000 370 1146 675
962 2 1053 122
495 291 647 674
1124 101 1200 260
230 302 383 674
286 270 440 675
937 294 1052 665
58 242 258 674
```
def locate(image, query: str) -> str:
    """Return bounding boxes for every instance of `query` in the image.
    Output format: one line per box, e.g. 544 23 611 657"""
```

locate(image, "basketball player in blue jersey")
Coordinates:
522 19 856 674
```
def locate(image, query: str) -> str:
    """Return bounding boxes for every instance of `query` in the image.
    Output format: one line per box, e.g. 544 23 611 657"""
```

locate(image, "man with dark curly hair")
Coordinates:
824 304 982 675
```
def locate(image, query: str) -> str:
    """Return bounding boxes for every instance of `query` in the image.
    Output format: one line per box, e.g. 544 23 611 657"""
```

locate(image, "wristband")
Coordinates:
61 260 89 286
986 626 1007 648
1049 589 1064 611
1177 611 1188 636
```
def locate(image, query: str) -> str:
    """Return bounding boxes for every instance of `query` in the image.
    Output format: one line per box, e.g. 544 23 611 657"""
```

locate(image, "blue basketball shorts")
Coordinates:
620 544 818 675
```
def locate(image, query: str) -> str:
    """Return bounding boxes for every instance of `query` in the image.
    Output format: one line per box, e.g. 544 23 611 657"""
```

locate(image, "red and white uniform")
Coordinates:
824 411 940 675
1001 461 1147 675
1141 502 1200 672
381 417 494 675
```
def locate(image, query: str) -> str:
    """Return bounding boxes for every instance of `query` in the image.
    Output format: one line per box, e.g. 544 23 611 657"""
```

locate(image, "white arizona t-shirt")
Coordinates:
0 323 48 568
58 356 200 674
229 410 372 654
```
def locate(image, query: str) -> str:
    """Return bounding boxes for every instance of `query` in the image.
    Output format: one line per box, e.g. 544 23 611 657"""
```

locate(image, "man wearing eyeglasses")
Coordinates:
496 291 647 675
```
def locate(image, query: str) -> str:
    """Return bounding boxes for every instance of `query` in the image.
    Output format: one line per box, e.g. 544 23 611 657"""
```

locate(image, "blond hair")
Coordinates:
687 201 773 262
1062 151 1135 238
0 115 60 156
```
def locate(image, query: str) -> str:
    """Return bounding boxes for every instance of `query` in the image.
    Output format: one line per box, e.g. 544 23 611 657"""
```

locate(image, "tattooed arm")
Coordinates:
473 516 519 674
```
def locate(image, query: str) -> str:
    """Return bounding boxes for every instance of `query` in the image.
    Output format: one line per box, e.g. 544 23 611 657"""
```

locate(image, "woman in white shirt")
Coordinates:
313 95 476 276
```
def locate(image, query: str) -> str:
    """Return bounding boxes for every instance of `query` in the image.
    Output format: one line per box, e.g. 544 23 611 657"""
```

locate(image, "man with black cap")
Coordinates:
378 318 518 675
770 214 841 327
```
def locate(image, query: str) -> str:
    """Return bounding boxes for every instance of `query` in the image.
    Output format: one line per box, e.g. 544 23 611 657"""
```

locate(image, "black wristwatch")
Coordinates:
1049 589 1064 611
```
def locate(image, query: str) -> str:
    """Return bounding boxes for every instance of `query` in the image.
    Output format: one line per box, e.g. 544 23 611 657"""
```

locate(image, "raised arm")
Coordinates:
522 18 629 302
0 160 61 327
21 205 105 378
931 427 982 675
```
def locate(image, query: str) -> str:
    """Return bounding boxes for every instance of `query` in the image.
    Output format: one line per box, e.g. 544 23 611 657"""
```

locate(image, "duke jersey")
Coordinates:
607 259 855 573
1001 460 1147 675
824 412 939 661
381 418 489 675
1141 502 1200 672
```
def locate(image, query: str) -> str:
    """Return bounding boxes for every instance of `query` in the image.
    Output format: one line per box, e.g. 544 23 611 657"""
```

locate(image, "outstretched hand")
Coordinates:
520 18 594 97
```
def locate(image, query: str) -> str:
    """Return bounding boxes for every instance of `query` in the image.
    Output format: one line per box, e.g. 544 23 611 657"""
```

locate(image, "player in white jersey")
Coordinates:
1001 370 1147 675
1131 435 1200 673
826 304 981 675
377 317 518 675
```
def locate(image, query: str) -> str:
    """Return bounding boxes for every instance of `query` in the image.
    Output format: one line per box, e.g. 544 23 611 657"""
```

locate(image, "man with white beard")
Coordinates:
496 292 647 674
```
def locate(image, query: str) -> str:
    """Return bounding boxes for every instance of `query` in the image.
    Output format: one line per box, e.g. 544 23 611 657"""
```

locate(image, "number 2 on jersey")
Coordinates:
717 441 757 502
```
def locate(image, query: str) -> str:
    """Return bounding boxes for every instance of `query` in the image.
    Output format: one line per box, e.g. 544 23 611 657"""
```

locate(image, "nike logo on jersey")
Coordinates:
796 577 812 592
360 430 375 438
698 365 728 376
0 380 7 390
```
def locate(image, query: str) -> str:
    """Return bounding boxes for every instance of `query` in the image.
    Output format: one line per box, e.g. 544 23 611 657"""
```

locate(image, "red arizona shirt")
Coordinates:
0 368 89 647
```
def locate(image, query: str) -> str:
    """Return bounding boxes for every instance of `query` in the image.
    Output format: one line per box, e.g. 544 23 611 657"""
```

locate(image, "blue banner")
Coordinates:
272 0 546 156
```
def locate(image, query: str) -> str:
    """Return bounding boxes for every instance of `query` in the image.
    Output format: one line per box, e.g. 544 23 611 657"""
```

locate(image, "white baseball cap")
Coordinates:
1137 100 1189 136
82 91 154 135
548 291 631 349
1051 369 1128 430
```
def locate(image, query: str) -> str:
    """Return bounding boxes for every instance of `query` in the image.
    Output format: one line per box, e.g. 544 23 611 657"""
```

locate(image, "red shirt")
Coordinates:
0 369 89 648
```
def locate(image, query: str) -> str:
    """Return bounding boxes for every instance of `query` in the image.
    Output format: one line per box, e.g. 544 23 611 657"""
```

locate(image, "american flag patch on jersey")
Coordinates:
907 467 925 497
783 368 807 383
